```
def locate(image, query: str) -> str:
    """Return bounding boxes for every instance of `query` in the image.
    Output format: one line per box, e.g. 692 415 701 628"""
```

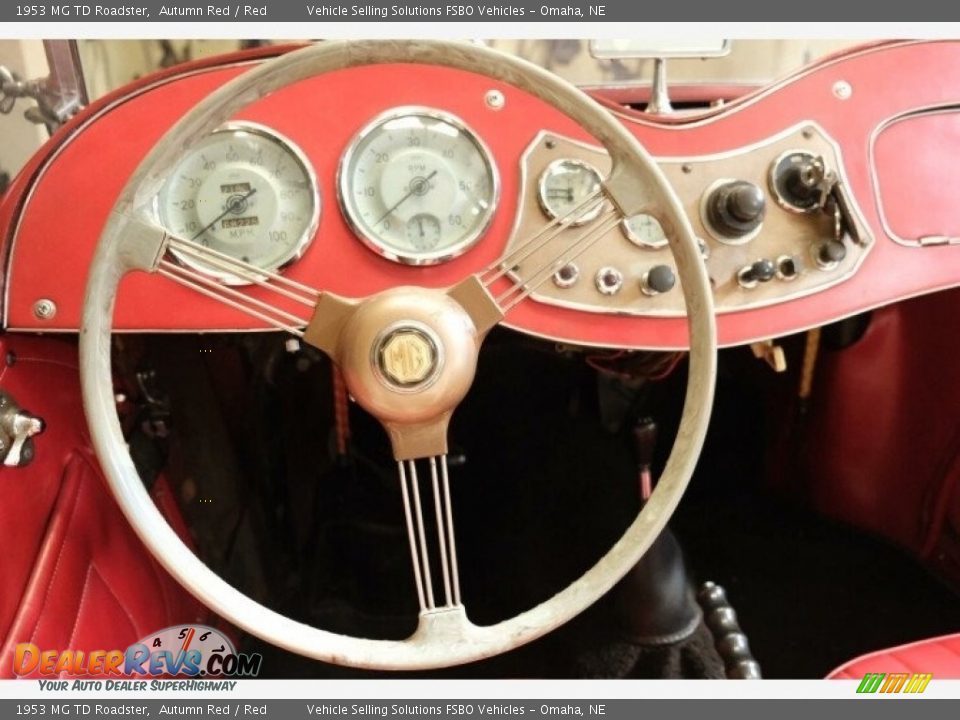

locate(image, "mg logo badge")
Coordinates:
375 324 441 390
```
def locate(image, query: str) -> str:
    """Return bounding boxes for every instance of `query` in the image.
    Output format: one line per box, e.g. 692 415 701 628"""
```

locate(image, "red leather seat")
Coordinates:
0 335 210 679
827 633 960 679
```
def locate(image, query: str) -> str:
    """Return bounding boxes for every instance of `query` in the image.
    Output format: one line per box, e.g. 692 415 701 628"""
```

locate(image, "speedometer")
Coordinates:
338 107 499 265
157 122 319 283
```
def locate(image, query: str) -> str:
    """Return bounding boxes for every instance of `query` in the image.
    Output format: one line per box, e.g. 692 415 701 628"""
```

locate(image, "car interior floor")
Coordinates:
131 328 960 679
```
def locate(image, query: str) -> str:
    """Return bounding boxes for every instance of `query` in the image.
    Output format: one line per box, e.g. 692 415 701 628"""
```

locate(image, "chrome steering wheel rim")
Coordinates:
80 39 717 670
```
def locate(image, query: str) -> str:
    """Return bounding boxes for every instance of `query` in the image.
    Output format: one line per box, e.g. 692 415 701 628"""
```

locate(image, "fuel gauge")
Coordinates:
537 158 605 225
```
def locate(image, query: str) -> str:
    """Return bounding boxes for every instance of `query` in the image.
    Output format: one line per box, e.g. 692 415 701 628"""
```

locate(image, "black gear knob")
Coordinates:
707 180 766 239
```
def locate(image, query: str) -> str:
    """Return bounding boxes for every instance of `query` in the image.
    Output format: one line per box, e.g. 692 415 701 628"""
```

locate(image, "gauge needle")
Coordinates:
375 170 437 225
546 188 574 201
191 187 258 241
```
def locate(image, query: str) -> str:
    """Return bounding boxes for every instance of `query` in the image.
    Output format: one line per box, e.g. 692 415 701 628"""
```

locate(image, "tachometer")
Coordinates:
338 107 499 265
157 122 319 283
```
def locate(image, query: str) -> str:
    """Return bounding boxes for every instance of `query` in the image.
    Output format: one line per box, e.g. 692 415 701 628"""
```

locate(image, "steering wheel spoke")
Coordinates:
109 218 328 335
156 259 311 336
398 455 463 613
163 234 321 307
446 275 505 336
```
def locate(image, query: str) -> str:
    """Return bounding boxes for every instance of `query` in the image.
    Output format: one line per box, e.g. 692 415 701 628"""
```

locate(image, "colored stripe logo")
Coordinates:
856 672 932 694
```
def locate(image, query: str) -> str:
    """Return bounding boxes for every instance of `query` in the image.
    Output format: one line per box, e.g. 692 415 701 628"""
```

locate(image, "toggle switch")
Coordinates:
737 259 776 289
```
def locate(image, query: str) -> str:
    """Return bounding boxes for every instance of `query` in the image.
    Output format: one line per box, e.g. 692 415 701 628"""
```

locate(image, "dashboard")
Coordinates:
4 40 960 350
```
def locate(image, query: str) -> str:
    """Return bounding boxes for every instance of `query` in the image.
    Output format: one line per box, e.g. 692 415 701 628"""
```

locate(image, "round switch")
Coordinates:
816 239 847 268
595 267 623 296
641 265 676 296
553 263 580 288
705 180 766 240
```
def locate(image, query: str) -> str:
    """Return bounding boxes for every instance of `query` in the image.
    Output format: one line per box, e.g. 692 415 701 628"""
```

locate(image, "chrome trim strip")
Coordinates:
867 103 960 247
605 40 930 131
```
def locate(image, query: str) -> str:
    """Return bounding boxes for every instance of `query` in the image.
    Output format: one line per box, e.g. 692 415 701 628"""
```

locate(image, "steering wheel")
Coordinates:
80 40 716 670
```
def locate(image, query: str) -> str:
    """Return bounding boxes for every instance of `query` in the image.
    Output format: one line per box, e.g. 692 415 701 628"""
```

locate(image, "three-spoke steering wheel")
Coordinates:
80 40 716 670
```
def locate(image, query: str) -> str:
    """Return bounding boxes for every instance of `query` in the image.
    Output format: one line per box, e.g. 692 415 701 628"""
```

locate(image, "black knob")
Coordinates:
18 438 35 467
707 181 766 238
745 258 776 284
642 265 676 295
738 259 776 288
817 239 847 267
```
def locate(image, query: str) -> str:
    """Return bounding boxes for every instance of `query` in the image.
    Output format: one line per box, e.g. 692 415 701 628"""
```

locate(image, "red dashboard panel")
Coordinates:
872 108 960 246
4 41 960 349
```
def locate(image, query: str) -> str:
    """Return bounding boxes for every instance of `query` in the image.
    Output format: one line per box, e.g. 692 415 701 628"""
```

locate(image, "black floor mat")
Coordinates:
664 346 960 679
225 336 960 679
672 487 960 678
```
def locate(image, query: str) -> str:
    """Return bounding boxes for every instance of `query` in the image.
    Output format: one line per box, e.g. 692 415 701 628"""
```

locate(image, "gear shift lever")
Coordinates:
632 417 658 501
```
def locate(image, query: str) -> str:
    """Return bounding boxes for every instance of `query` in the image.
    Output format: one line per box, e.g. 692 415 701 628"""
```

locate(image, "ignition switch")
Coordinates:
0 391 45 467
769 151 834 213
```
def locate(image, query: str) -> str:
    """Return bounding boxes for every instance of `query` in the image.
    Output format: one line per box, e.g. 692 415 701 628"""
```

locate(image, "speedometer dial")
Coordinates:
157 122 319 283
338 107 499 265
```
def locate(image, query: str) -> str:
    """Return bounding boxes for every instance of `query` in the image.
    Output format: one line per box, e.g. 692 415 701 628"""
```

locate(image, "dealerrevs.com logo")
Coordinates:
14 625 262 678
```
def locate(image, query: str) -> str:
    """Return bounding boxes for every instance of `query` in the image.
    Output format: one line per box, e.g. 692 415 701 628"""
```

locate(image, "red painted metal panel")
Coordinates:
4 41 960 349
873 108 960 244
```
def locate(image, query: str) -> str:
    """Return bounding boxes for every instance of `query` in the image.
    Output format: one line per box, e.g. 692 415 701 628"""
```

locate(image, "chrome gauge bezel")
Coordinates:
621 212 669 249
337 106 501 266
156 120 321 285
536 158 606 226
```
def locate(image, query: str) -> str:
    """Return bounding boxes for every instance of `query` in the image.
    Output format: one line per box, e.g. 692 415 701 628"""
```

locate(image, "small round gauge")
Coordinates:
338 107 499 265
622 213 668 249
157 122 319 283
537 158 605 225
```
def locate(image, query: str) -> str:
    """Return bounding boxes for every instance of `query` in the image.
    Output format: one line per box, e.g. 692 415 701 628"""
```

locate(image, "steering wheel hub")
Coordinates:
325 285 485 460
374 321 443 391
